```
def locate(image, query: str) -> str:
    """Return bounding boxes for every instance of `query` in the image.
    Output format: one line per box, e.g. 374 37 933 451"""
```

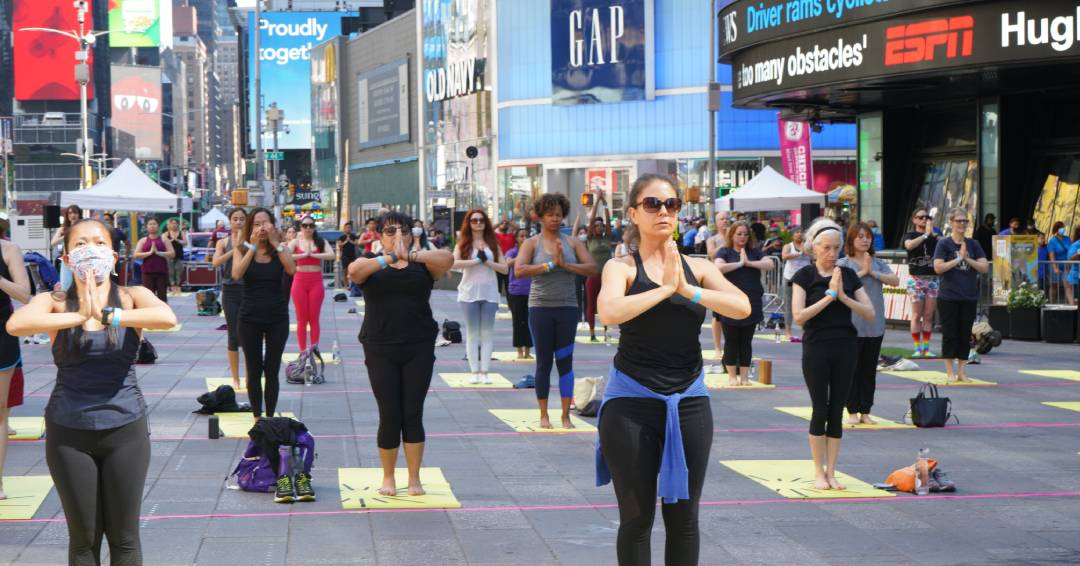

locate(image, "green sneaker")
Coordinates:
274 474 295 503
294 472 316 502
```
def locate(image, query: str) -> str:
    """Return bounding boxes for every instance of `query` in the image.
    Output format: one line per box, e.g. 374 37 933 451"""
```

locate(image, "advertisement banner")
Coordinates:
111 65 162 160
248 11 344 150
13 0 95 100
550 0 654 105
992 235 1039 305
357 58 410 149
727 0 1080 105
107 0 161 47
778 119 813 190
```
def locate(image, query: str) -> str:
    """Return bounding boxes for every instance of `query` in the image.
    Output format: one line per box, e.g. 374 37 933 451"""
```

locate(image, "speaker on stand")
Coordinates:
44 205 62 229
801 203 822 230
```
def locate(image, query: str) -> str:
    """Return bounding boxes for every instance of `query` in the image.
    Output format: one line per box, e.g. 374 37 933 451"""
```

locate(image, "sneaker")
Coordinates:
910 349 924 358
274 474 295 503
923 350 937 358
481 373 491 385
469 373 481 384
294 472 316 502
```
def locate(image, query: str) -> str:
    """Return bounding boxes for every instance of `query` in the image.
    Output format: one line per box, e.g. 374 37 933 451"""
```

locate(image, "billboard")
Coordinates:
550 0 654 105
248 11 344 150
357 59 410 150
107 0 161 47
111 65 163 160
13 0 95 100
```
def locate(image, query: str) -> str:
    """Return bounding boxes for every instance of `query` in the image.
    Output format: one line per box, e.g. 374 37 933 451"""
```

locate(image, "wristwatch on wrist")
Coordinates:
276 243 286 253
387 252 399 264
101 307 114 326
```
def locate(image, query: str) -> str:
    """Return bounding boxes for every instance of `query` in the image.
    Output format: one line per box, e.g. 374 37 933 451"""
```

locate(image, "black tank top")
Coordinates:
240 253 288 324
613 252 707 394
0 244 12 314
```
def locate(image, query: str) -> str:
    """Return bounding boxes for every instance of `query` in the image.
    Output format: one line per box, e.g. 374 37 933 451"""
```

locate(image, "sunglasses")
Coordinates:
632 197 682 214
381 226 404 235
915 215 930 220
469 218 486 224
301 223 315 228
952 219 969 224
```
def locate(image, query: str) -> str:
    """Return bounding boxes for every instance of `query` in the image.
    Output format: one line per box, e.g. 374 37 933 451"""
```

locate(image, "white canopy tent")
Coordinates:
198 208 227 230
60 159 193 213
715 166 827 212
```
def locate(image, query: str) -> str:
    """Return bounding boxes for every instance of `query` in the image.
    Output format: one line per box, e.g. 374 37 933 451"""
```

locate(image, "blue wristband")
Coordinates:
244 242 256 251
375 256 388 269
825 289 838 300
691 286 703 304
111 308 122 327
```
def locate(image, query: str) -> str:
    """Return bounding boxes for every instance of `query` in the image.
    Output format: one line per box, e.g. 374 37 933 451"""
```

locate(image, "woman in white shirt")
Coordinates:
453 209 508 384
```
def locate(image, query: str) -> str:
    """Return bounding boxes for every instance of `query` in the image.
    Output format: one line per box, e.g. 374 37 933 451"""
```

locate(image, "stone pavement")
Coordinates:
3 288 1080 565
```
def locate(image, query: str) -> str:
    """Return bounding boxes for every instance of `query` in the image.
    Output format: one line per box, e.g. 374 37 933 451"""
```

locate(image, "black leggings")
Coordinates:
599 396 712 566
802 338 857 438
363 342 435 449
528 306 577 400
847 336 883 415
45 417 150 566
142 272 168 303
507 293 532 348
938 299 976 360
239 319 289 417
720 323 754 368
221 284 243 351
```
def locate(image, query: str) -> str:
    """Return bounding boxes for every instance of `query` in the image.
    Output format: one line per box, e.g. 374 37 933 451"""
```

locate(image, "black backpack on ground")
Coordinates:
442 319 462 343
136 339 158 364
194 385 250 414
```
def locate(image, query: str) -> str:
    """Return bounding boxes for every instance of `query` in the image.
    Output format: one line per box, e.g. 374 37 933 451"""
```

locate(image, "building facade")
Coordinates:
173 35 210 187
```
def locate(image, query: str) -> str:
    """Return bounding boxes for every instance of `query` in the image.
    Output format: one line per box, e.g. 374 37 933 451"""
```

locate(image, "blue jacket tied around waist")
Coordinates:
595 367 710 504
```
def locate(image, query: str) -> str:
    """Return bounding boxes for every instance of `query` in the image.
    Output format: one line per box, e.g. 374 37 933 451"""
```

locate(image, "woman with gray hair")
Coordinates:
791 218 875 490
932 207 988 382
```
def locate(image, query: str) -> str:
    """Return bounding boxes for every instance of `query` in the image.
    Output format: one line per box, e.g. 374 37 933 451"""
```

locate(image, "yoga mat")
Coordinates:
704 374 775 390
720 460 895 499
281 352 340 365
774 407 914 430
754 334 791 342
491 352 532 363
1043 402 1080 414
439 373 513 388
354 300 365 307
146 324 183 333
488 409 596 432
881 370 996 386
0 476 54 520
216 412 296 438
338 467 461 510
167 292 192 298
1021 370 1080 382
7 417 45 440
495 312 513 321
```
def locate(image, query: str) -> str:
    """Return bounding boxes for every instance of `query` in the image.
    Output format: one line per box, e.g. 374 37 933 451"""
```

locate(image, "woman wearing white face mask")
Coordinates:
7 219 176 564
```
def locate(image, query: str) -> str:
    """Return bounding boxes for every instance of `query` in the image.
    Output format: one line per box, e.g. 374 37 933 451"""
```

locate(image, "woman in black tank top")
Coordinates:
595 175 750 566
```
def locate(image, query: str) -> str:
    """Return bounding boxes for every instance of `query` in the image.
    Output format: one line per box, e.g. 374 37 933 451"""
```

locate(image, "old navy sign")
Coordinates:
424 57 486 103
551 0 655 105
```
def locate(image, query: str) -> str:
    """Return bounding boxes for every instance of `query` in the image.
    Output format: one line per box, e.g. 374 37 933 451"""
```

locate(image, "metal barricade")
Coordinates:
760 255 783 318
1036 260 1079 306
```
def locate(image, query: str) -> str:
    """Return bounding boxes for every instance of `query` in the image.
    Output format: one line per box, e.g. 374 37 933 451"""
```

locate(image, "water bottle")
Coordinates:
915 447 930 495
332 340 340 362
774 324 782 343
208 415 220 439
748 362 757 383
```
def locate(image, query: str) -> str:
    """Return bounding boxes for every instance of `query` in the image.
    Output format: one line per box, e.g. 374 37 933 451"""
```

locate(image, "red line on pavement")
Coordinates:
5 490 1079 524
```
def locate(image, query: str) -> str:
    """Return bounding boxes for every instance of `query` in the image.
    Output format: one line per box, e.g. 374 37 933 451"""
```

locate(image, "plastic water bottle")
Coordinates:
915 447 930 495
748 362 757 383
332 340 340 362
774 324 782 343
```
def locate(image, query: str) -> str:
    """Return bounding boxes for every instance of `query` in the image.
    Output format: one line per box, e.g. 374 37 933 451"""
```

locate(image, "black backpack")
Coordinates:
194 385 250 414
442 319 462 343
136 339 157 364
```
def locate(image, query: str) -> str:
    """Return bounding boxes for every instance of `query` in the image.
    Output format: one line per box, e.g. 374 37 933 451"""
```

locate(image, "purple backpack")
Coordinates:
230 431 316 492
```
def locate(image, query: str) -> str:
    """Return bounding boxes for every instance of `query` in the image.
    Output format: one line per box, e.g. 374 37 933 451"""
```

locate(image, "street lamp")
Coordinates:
18 0 111 190
60 152 122 180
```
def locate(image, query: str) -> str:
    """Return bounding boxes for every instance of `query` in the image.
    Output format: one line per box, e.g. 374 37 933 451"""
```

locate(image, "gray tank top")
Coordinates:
528 235 578 308
220 237 240 286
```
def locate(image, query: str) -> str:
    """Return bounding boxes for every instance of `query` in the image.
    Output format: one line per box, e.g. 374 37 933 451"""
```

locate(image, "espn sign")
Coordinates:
884 16 974 66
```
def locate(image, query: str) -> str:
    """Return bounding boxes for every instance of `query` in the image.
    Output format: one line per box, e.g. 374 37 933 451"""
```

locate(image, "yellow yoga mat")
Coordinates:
720 460 895 499
495 312 513 321
146 324 183 333
338 467 461 510
0 476 54 520
167 292 192 298
354 300 365 307
439 373 513 388
881 370 996 386
1043 402 1080 413
1021 370 1080 382
754 334 791 342
488 409 596 433
216 412 296 438
8 417 46 440
701 349 722 360
281 352 340 365
774 407 914 430
204 377 264 394
704 374 775 390
491 352 532 363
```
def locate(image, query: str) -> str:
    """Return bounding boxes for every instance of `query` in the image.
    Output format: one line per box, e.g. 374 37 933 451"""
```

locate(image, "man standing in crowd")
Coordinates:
999 217 1023 236
975 214 996 256
337 221 359 292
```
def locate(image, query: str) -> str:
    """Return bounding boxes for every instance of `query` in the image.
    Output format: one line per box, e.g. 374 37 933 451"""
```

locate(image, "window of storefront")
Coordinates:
497 165 541 224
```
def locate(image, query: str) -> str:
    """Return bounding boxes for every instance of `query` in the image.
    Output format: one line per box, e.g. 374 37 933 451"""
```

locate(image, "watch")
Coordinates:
275 243 286 253
101 306 114 326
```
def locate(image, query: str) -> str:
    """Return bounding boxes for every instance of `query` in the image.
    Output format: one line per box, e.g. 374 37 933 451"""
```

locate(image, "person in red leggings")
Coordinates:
289 217 336 352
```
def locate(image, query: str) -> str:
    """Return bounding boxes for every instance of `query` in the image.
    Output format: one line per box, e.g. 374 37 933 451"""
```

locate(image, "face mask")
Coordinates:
412 227 424 237
68 245 115 283
1059 228 1067 237
578 234 588 241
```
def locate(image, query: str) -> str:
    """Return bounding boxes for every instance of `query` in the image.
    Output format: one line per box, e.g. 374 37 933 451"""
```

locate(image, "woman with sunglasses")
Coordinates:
289 217 336 353
596 174 749 565
515 194 598 429
791 218 875 491
933 208 988 383
714 221 773 386
453 209 507 384
349 211 453 496
211 207 248 390
232 208 296 419
903 208 940 357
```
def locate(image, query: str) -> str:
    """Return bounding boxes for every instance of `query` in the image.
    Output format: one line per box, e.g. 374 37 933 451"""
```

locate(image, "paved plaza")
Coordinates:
3 289 1080 565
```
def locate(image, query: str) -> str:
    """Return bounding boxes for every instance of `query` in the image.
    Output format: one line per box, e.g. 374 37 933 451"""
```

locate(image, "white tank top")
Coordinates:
457 247 500 303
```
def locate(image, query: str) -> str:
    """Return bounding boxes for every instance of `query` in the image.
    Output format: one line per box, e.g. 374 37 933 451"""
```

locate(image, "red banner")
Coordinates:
778 119 813 190
14 0 95 101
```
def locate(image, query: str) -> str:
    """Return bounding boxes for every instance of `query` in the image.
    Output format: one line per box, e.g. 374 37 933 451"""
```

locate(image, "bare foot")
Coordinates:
561 415 575 429
539 414 553 429
232 379 241 391
860 414 876 425
407 480 425 496
728 377 738 386
739 379 751 386
814 476 831 490
957 375 971 383
378 477 397 496
946 374 958 384
847 415 861 425
826 476 846 490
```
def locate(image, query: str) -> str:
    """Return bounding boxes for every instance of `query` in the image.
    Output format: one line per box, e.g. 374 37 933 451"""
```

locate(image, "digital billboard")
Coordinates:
111 65 163 160
13 0 95 100
107 0 161 47
248 11 344 151
550 0 654 105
